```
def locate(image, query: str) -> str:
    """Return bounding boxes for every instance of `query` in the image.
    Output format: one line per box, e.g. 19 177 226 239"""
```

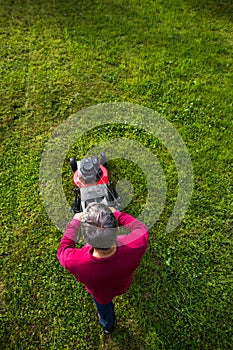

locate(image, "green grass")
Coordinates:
0 0 232 349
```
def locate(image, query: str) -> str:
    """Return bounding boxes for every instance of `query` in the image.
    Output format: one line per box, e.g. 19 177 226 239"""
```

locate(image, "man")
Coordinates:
57 203 149 334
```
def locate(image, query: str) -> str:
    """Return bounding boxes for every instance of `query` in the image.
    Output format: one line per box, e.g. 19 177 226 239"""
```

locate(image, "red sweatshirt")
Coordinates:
57 211 149 304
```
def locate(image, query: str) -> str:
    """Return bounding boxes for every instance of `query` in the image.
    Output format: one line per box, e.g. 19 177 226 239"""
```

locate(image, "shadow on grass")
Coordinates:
104 326 146 350
183 0 233 21
44 0 233 23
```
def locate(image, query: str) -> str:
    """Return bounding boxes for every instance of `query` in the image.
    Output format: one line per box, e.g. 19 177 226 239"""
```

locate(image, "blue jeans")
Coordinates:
92 297 115 333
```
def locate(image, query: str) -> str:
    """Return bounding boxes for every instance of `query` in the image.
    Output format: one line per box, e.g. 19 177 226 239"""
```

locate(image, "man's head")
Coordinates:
81 203 118 250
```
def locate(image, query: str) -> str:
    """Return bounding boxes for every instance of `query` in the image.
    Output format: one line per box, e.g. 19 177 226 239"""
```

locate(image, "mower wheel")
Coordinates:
73 188 82 212
70 158 77 172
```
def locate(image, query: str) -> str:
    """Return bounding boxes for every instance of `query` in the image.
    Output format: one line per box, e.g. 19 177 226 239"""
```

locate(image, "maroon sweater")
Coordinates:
57 211 149 304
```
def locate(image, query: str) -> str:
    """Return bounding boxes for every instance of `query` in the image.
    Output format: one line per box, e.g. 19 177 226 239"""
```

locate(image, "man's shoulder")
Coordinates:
116 229 148 249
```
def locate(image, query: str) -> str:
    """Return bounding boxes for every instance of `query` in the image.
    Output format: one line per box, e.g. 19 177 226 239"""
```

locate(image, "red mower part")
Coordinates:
72 165 109 188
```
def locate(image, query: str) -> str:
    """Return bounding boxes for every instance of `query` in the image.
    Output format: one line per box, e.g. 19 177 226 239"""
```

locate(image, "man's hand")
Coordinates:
109 207 117 213
73 212 83 221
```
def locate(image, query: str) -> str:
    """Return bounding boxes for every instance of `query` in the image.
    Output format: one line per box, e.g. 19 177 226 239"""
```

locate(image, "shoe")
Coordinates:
104 326 114 334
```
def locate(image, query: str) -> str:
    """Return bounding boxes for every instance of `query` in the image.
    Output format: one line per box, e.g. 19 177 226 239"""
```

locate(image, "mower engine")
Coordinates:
70 153 121 212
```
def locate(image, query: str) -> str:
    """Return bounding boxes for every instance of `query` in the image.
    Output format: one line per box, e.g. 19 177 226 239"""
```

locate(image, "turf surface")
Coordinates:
0 1 232 349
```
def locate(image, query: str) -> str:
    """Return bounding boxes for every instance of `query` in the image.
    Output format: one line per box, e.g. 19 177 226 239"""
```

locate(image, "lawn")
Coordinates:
0 0 232 349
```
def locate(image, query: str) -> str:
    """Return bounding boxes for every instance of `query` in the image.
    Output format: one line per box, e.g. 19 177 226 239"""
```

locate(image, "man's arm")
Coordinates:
113 210 149 247
57 213 83 268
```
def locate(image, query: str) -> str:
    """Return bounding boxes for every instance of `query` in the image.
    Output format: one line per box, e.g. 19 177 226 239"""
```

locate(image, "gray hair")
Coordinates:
81 203 118 250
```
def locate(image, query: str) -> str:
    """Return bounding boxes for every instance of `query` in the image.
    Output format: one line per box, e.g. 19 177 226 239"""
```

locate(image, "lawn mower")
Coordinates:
70 153 121 213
